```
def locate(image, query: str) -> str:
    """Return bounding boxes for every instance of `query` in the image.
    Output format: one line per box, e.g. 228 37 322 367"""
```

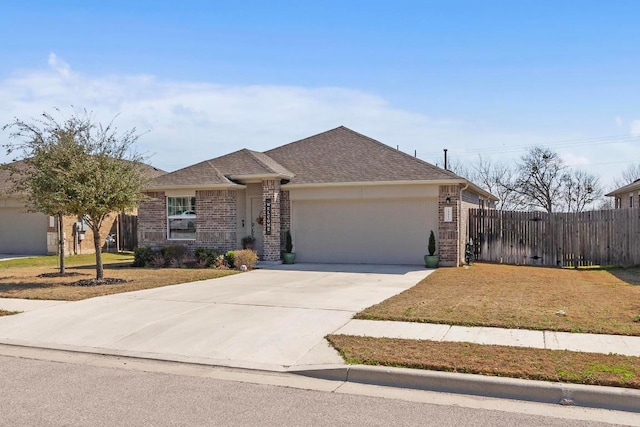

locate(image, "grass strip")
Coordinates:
0 253 237 300
327 335 640 389
355 263 640 336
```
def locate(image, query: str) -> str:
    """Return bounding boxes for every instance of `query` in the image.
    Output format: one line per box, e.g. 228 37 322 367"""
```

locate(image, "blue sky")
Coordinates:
1 1 639 189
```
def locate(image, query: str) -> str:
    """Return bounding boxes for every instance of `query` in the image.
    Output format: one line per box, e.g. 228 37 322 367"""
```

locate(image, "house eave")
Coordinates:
282 179 498 201
144 183 246 192
228 173 294 183
281 179 459 189
605 180 640 197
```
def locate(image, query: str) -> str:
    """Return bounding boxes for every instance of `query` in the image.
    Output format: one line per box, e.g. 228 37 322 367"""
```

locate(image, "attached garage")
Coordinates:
289 185 439 265
0 207 49 254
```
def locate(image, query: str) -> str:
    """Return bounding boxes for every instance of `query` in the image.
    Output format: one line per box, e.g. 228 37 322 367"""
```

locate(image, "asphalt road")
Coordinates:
0 352 634 427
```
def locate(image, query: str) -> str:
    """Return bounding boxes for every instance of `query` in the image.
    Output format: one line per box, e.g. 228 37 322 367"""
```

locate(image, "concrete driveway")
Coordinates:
0 264 430 371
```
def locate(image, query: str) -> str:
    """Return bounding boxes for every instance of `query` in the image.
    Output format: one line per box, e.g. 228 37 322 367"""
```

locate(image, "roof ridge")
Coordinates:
205 160 232 184
243 148 279 174
264 126 347 154
337 126 463 180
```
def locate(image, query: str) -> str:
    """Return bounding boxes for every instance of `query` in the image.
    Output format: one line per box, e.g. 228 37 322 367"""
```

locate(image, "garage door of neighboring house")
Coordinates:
0 208 49 254
292 198 438 265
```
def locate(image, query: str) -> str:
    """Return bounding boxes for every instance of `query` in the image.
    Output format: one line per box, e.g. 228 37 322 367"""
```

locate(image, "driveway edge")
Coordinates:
290 365 640 413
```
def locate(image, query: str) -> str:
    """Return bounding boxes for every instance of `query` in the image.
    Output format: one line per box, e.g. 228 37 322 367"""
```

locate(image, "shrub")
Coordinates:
150 253 166 268
161 245 189 262
224 251 236 268
194 258 209 269
133 247 156 267
233 249 258 270
285 230 293 253
428 230 436 256
194 247 219 267
213 254 228 269
241 235 256 249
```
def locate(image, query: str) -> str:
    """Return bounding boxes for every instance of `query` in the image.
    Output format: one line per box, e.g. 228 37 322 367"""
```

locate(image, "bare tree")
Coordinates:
514 146 566 213
560 169 602 213
470 156 525 211
612 163 640 188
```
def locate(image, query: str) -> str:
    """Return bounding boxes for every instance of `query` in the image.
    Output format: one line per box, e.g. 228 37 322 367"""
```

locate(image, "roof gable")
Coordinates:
150 159 232 188
209 149 293 177
265 126 462 184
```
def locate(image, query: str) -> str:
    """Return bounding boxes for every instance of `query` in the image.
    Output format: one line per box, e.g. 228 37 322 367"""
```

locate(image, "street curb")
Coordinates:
291 365 640 413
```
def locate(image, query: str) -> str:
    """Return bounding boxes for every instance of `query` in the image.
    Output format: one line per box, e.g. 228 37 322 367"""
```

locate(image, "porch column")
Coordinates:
438 184 461 266
261 180 281 261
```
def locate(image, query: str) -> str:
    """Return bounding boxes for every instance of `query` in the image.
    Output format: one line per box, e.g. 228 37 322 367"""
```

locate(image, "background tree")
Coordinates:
3 109 149 280
560 169 602 213
469 156 526 211
513 146 566 213
612 163 640 188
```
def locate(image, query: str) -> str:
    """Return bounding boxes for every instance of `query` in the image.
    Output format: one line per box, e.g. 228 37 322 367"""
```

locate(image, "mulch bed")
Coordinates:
37 272 84 278
68 278 130 287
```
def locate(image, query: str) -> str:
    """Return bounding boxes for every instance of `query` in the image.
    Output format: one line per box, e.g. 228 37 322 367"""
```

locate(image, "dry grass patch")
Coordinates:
327 335 640 389
356 263 640 336
0 253 237 301
0 309 19 316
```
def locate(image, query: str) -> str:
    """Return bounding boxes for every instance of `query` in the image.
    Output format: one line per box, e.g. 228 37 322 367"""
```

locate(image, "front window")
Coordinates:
167 196 196 239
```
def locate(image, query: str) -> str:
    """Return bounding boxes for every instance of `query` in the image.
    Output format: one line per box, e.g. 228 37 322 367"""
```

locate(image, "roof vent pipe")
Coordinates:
444 149 448 170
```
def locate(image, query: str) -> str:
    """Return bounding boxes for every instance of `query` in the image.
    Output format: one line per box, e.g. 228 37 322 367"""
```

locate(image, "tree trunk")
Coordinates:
93 228 103 280
57 214 65 275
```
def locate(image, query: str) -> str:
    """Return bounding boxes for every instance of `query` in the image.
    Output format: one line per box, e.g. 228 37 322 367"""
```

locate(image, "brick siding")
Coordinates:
262 180 281 261
138 190 238 253
438 185 460 266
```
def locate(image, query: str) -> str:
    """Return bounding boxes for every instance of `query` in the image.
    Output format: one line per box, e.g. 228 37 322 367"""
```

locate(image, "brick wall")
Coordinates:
138 190 238 253
262 180 281 261
616 190 640 209
61 213 118 255
438 185 460 266
195 189 237 252
138 191 167 247
280 189 290 252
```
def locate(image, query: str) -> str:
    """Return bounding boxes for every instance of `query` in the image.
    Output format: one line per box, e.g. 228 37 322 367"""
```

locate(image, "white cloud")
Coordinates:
0 54 480 171
630 120 640 137
0 54 629 190
47 52 72 78
615 116 623 127
560 152 590 167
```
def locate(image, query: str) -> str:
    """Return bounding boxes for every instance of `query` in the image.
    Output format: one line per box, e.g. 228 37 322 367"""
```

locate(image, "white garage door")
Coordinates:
0 208 49 254
292 198 438 265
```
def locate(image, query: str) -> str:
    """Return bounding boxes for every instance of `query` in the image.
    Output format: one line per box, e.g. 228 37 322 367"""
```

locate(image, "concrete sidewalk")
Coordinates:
335 319 640 356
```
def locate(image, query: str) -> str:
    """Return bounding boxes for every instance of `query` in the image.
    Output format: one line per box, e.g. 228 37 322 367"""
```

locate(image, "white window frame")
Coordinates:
167 196 197 240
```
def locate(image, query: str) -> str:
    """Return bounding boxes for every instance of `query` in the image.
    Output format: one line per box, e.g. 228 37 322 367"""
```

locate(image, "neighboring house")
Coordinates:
606 179 640 209
139 126 497 266
0 159 165 255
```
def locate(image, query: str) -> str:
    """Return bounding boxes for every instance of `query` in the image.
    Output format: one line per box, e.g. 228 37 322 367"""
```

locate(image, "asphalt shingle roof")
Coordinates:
1 159 166 196
150 160 233 188
146 126 474 191
266 126 462 184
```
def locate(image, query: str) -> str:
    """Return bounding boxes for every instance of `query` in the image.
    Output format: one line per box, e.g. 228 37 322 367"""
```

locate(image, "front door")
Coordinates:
250 197 264 258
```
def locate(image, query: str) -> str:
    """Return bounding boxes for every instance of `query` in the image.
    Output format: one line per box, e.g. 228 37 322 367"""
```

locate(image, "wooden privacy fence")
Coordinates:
117 213 138 251
468 208 640 267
